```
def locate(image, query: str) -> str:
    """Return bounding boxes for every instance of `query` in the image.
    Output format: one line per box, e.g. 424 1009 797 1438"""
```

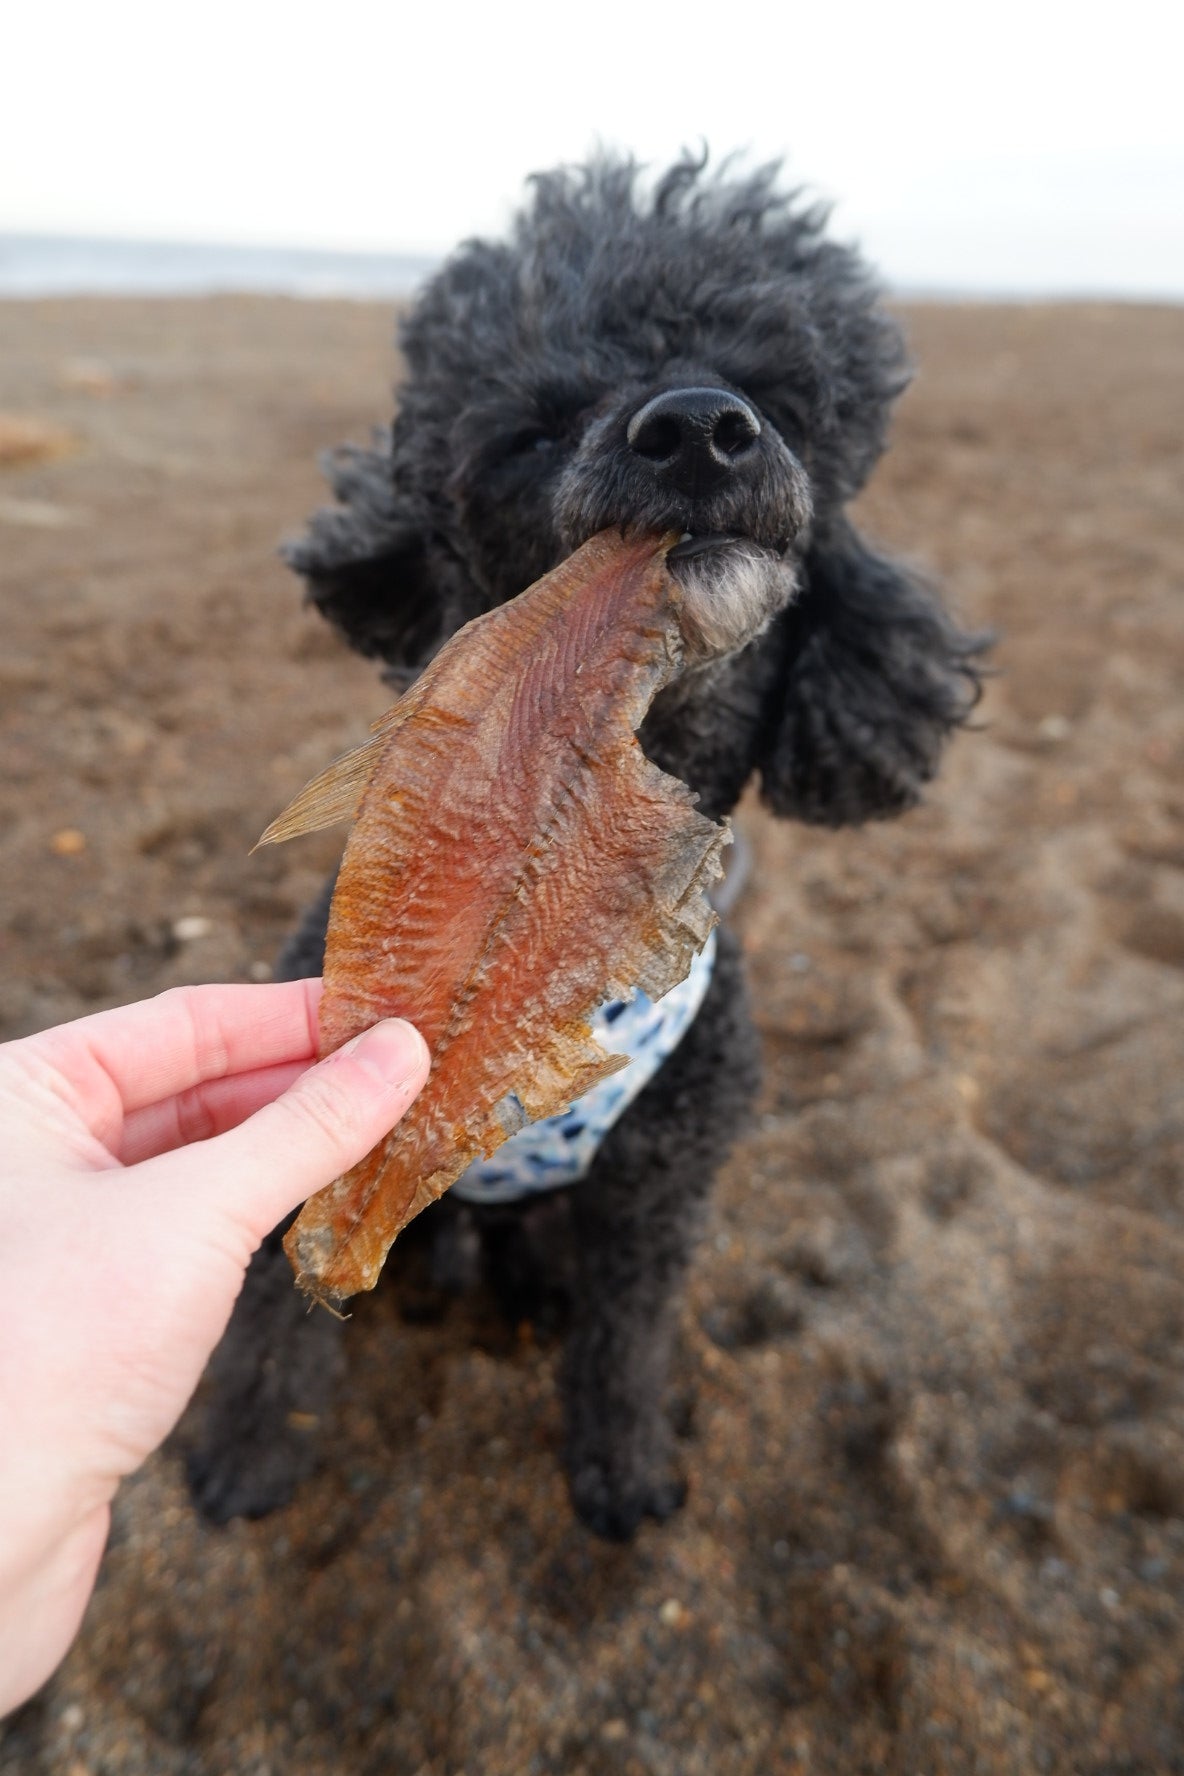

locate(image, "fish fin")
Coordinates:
514 1048 630 1124
253 702 412 850
253 736 383 848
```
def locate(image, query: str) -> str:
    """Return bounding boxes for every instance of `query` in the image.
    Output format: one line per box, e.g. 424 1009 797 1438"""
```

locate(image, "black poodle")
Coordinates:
189 153 982 1540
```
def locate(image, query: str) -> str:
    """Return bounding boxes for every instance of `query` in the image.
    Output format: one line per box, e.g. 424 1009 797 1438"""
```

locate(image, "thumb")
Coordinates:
166 1017 430 1242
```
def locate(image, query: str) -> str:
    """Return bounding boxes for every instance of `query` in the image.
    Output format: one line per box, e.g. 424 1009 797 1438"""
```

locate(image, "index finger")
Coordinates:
31 978 324 1143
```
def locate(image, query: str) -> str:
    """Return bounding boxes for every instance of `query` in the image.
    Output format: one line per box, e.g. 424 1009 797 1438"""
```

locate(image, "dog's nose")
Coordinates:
626 387 762 496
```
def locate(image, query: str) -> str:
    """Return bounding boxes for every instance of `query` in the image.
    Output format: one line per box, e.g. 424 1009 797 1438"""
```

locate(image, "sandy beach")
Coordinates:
1 294 1182 1775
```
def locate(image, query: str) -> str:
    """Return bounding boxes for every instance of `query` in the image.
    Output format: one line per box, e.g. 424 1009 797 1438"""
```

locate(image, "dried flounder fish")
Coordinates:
258 528 728 1304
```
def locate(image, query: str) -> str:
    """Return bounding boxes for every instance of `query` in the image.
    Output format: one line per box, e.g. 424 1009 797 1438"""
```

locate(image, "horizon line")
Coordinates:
1 228 1181 307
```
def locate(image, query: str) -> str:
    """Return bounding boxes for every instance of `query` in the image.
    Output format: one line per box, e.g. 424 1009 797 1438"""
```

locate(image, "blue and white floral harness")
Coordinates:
450 930 717 1206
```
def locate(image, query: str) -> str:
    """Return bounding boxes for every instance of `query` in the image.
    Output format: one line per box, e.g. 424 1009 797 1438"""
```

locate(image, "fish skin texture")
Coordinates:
258 529 728 1305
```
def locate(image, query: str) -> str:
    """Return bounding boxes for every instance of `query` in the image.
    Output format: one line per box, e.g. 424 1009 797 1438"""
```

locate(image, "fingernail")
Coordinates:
329 1019 428 1089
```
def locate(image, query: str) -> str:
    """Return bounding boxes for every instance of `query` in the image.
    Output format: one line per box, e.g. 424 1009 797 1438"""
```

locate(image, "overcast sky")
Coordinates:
6 0 1182 295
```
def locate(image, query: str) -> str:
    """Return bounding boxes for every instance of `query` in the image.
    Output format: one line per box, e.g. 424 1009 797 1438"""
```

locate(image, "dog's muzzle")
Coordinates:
556 381 812 663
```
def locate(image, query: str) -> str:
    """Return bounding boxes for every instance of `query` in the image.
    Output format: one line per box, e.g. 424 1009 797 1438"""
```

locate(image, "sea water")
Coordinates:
0 233 438 299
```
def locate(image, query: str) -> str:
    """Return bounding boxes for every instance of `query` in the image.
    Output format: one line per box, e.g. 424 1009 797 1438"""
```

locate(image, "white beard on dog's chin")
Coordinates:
673 542 800 667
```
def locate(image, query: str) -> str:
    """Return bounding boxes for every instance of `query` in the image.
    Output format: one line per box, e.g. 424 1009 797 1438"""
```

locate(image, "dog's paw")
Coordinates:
567 1459 688 1542
185 1403 324 1524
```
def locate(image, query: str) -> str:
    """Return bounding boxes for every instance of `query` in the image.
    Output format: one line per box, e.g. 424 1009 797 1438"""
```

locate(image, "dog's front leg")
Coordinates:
562 927 760 1540
562 1166 702 1540
187 875 343 1522
186 1213 345 1521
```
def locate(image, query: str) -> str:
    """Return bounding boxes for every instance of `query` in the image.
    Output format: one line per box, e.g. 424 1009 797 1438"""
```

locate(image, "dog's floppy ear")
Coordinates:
283 430 476 677
757 518 986 826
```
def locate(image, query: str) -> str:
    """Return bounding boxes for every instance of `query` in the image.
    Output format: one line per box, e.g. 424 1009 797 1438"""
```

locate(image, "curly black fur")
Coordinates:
188 152 984 1540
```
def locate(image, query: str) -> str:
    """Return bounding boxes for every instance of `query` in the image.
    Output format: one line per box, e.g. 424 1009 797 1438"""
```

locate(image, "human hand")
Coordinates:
0 980 428 1716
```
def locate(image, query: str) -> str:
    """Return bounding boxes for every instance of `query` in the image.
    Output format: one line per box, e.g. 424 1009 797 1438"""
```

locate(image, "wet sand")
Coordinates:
1 295 1182 1774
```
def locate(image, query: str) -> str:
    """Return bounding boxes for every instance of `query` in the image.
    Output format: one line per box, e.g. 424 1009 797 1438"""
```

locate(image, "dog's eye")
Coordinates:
506 428 557 458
